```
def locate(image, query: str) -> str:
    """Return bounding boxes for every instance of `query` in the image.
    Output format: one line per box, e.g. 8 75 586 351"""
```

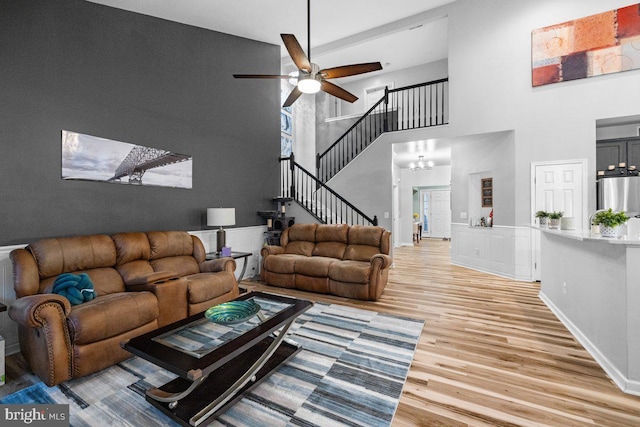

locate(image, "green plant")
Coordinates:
592 209 629 228
535 210 548 218
547 211 564 219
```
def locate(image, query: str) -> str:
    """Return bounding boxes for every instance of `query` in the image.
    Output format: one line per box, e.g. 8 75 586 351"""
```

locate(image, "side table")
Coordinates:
206 251 252 282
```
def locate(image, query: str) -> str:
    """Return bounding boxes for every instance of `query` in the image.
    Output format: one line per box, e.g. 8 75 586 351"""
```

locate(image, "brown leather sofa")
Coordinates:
9 230 238 386
260 224 392 301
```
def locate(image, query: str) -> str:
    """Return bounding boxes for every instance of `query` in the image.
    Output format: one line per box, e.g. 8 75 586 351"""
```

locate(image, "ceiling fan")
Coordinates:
233 0 382 108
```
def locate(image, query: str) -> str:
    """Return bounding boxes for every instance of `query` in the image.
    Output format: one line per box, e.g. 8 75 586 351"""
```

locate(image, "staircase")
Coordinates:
279 154 377 226
281 78 449 226
317 78 449 182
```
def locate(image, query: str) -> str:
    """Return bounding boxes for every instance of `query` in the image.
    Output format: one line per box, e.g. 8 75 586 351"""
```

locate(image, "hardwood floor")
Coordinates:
3 239 640 426
247 240 640 426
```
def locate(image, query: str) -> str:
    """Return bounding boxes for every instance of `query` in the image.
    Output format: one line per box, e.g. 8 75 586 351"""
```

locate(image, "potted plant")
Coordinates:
592 208 630 237
535 210 548 227
547 211 563 229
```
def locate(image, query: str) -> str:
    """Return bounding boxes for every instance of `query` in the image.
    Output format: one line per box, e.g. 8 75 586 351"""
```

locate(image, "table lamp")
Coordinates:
207 208 235 253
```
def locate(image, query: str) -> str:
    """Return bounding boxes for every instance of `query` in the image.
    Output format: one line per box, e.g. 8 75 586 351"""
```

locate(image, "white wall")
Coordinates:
293 0 640 281
444 0 640 224
291 90 317 173
325 137 394 230
339 59 449 117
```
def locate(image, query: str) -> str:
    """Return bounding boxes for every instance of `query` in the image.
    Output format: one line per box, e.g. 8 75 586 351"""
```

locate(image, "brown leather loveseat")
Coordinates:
260 224 392 301
9 230 238 386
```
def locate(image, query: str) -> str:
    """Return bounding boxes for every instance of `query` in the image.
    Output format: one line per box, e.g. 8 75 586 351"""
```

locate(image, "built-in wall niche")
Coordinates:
468 172 493 226
481 178 493 207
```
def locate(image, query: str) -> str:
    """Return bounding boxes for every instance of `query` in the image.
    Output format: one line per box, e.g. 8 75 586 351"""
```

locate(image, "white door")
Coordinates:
420 190 431 237
430 190 452 239
532 161 586 280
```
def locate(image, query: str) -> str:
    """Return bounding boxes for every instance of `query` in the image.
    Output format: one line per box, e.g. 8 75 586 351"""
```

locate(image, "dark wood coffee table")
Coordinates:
122 292 313 427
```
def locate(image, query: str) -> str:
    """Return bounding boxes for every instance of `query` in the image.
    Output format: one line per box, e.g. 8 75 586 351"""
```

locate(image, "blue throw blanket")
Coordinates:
53 273 95 305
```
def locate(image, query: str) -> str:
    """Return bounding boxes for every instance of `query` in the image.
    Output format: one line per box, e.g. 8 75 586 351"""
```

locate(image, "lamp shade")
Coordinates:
207 208 235 227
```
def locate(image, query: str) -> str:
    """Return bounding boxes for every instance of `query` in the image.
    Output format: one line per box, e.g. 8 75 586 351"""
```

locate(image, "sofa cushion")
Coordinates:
344 225 386 261
285 241 315 256
29 235 117 280
316 224 348 243
328 260 371 284
41 267 125 297
348 225 384 247
343 245 381 262
111 232 151 265
312 224 348 259
67 292 158 345
286 223 317 242
147 231 194 259
295 256 337 277
264 254 305 274
185 272 236 305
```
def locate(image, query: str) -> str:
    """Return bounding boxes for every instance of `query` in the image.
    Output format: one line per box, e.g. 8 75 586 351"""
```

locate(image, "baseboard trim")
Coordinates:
451 260 518 281
539 291 640 396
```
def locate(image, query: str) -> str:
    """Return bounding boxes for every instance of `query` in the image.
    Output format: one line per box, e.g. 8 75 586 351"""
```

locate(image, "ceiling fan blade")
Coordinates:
233 74 291 79
281 34 311 72
283 87 303 107
320 62 383 79
321 81 358 103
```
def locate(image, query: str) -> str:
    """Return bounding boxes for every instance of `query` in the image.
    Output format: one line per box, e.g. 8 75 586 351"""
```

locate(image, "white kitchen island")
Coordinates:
536 225 640 396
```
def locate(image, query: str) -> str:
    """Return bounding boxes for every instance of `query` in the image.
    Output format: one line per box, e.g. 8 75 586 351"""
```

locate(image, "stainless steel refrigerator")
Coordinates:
597 176 640 216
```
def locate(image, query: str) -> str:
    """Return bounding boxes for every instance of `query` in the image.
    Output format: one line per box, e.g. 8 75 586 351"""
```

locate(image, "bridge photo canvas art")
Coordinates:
61 130 192 189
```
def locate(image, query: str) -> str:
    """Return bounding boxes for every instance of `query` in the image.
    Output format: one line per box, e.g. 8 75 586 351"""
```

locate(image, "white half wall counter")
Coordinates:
537 226 640 396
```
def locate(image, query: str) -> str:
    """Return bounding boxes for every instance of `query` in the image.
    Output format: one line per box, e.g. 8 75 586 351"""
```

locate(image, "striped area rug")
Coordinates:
1 302 424 427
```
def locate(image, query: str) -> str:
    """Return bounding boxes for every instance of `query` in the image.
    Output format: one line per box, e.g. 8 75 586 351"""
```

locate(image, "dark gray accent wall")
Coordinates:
0 0 281 245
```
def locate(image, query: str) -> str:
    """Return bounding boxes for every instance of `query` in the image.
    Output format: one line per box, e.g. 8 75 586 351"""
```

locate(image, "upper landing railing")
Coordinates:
317 78 449 182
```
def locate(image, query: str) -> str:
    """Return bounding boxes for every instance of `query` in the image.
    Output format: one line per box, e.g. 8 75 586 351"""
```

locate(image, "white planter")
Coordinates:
548 218 561 229
599 225 619 238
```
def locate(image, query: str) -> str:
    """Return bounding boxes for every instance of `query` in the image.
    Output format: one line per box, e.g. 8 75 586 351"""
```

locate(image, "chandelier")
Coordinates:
411 155 433 171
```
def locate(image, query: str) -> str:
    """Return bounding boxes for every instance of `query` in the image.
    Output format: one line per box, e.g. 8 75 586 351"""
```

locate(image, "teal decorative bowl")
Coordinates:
205 299 261 325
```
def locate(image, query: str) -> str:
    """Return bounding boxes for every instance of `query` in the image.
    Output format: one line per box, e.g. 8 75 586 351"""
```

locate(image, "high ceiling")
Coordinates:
87 0 454 80
86 0 457 168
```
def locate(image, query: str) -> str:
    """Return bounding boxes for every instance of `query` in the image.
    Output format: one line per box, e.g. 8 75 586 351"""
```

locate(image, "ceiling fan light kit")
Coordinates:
297 76 321 94
233 0 382 107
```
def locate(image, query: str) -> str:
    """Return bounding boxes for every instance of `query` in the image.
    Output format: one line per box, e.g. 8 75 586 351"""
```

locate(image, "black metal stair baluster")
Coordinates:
412 86 415 129
429 84 433 126
437 82 441 125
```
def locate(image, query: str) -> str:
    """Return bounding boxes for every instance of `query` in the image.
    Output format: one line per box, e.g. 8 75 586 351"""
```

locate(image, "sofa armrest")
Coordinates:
125 271 179 287
367 254 393 301
261 245 285 257
200 258 236 273
371 253 393 270
127 277 188 327
9 294 73 386
9 294 71 328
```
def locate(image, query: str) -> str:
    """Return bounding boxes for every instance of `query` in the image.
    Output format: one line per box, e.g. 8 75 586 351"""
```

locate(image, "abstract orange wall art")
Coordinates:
532 4 640 86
